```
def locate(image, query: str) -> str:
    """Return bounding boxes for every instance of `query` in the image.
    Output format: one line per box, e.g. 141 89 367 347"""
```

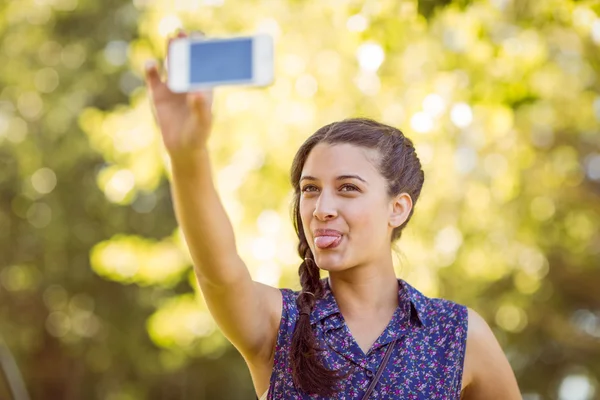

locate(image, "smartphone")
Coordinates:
167 34 274 92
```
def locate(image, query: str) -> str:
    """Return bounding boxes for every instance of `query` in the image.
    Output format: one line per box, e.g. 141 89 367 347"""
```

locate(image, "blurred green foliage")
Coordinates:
1 0 599 399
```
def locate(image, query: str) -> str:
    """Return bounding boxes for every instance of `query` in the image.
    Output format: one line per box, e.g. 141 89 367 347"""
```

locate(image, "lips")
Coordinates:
314 229 343 249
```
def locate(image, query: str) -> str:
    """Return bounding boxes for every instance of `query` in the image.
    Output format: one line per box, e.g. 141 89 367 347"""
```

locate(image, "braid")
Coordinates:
289 233 344 396
298 239 324 298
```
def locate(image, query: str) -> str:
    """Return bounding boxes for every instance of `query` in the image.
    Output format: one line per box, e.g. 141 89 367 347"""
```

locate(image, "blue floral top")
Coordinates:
264 278 468 399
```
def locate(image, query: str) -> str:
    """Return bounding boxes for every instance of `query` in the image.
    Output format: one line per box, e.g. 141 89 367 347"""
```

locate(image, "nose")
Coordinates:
313 191 337 221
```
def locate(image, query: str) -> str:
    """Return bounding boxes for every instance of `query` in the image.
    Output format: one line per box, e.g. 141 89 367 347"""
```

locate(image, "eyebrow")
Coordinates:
300 174 368 184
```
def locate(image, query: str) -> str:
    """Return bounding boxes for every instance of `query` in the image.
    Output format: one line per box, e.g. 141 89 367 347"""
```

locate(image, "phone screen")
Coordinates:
189 38 253 84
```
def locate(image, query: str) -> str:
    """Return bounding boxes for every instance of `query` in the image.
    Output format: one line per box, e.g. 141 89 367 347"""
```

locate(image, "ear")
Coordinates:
388 193 413 228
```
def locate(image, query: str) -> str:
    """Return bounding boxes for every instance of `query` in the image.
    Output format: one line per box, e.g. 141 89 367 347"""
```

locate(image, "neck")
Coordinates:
327 265 399 319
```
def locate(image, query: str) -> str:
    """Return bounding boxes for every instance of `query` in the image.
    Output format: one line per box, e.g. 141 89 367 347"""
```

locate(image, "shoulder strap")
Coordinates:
362 339 397 400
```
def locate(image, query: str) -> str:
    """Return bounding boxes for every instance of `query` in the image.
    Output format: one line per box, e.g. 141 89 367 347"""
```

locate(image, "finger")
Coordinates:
166 29 199 53
186 92 203 112
165 30 188 60
190 88 213 108
189 30 205 39
187 92 212 121
144 59 163 92
165 29 203 65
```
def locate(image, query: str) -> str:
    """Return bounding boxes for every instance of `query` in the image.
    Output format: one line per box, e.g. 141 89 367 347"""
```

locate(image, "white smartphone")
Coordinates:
167 34 274 92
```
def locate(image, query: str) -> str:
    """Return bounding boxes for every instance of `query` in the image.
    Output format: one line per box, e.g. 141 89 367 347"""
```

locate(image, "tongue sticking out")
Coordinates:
315 236 340 249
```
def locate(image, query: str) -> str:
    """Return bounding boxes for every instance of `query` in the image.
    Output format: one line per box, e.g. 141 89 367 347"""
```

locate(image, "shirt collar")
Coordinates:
308 277 430 328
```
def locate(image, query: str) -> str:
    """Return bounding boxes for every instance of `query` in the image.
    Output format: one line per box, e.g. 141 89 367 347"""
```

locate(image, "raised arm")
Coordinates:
143 32 282 364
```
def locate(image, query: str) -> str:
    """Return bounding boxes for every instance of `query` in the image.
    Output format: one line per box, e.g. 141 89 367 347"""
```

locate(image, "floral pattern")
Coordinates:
265 278 468 399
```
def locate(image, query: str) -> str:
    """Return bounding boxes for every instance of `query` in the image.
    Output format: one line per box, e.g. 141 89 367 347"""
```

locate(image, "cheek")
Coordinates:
349 212 378 237
346 203 389 241
299 201 313 232
299 200 310 220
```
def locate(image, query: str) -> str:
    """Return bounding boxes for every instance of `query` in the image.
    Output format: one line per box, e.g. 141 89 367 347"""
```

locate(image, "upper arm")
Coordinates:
195 255 284 363
462 308 522 400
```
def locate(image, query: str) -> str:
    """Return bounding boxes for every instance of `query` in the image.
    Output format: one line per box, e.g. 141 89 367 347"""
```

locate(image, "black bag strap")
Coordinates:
362 339 397 400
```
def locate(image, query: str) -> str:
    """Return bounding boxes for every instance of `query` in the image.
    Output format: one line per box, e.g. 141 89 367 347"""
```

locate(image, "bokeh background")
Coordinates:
1 0 599 399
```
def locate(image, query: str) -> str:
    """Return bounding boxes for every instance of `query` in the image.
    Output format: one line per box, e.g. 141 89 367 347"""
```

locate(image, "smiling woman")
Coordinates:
145 31 522 400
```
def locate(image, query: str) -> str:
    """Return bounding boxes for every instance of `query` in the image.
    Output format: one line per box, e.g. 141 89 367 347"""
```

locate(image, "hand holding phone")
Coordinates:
144 31 214 159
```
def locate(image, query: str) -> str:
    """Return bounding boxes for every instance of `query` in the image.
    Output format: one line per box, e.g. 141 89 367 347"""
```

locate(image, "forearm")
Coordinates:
169 149 249 286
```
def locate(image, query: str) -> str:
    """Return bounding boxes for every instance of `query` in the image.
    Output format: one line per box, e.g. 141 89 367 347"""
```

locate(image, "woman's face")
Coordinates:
299 142 408 272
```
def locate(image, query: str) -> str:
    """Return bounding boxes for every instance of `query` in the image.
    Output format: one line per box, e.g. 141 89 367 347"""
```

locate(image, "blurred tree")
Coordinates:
1 0 599 399
0 0 254 398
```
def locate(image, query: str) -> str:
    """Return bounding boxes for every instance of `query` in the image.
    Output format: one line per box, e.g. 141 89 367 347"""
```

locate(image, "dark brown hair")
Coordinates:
289 118 425 395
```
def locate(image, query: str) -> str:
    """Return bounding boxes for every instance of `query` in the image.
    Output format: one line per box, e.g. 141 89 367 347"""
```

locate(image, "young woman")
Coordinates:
144 31 522 400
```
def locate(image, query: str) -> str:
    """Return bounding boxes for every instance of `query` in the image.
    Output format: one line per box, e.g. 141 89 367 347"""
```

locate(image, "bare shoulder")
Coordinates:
466 307 495 349
461 308 522 400
250 281 285 360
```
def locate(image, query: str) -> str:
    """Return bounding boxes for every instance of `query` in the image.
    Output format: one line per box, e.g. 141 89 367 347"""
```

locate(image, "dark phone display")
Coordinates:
189 38 253 83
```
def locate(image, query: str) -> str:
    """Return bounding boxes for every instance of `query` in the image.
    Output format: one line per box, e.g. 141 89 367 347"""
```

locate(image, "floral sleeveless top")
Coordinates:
263 278 468 400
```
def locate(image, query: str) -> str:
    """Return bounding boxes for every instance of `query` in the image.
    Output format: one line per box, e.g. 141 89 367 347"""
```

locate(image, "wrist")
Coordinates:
169 147 209 172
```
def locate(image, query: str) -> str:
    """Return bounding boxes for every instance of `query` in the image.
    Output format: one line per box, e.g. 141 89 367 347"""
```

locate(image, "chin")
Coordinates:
313 255 349 272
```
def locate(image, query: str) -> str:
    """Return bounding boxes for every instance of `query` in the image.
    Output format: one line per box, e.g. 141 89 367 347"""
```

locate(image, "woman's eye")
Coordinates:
340 184 359 192
301 184 358 193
